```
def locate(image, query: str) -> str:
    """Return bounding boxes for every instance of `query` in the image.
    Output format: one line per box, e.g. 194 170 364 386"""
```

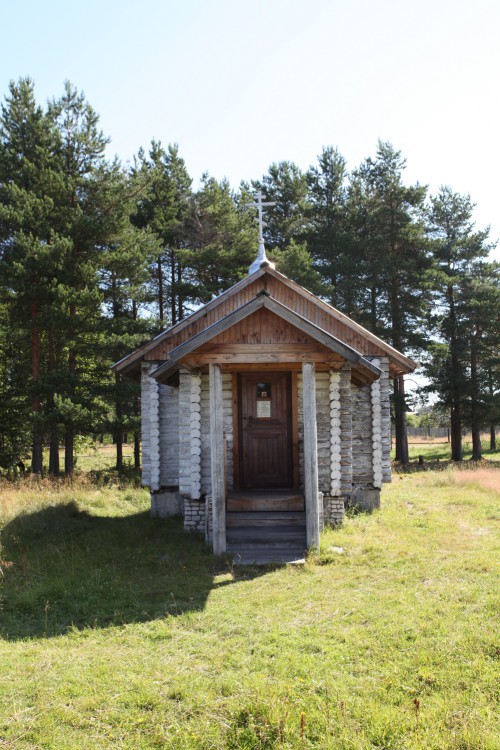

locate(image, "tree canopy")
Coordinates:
0 78 498 473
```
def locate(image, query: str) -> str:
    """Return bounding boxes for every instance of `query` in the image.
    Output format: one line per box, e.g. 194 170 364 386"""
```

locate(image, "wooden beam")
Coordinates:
291 371 299 488
209 364 226 555
231 372 240 490
151 296 266 381
151 295 381 384
302 362 320 550
262 297 381 376
183 343 343 365
263 266 417 374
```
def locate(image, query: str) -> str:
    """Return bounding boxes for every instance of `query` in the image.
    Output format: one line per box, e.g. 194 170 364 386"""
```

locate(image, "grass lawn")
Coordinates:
0 468 499 749
402 438 500 465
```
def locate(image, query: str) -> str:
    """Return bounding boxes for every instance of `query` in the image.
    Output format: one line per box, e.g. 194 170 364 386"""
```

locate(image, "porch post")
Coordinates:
302 361 320 550
209 363 226 554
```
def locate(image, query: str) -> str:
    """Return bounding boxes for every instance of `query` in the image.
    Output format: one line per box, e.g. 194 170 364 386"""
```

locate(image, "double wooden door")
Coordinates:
238 372 293 489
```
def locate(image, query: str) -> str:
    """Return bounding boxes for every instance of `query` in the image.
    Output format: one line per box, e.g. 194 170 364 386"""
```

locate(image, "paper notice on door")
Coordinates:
257 400 271 418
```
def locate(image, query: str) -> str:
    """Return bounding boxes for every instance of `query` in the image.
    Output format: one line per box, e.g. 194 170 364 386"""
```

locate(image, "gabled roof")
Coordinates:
112 264 417 378
150 291 382 383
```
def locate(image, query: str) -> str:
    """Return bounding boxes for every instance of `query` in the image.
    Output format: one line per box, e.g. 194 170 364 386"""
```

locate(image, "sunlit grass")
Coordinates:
0 469 499 749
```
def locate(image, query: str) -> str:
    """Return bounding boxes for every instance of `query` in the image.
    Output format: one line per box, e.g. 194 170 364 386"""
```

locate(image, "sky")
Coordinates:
1 0 499 260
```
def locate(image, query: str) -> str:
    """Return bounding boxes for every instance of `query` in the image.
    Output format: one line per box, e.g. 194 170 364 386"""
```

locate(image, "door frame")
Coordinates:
232 369 299 491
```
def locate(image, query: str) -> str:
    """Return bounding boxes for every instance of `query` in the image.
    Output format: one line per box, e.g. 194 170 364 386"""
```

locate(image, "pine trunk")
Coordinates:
134 392 140 470
49 431 60 476
450 404 463 462
134 432 140 470
64 427 74 475
394 376 409 465
488 369 496 450
115 372 123 471
170 250 176 325
470 335 482 461
157 255 164 329
31 302 43 475
48 332 59 476
65 311 76 476
448 284 463 462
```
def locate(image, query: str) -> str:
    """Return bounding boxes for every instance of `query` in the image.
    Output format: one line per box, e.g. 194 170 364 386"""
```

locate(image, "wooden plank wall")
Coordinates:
178 369 192 496
159 383 179 487
144 274 388 361
351 383 374 485
315 372 331 494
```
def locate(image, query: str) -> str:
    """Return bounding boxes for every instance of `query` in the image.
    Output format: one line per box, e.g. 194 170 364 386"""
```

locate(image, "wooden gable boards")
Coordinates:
113 266 416 379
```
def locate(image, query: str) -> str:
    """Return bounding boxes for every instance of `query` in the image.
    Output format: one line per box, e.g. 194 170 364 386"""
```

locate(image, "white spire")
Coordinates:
245 192 276 274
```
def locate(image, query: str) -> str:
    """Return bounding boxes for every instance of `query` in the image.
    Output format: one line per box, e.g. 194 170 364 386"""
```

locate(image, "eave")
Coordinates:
150 292 382 385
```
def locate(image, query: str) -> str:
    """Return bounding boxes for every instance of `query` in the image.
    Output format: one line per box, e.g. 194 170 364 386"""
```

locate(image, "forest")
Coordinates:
0 77 499 476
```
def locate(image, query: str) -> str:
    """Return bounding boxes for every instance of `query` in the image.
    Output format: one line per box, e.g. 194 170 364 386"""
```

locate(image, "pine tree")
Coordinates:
48 82 118 474
183 177 257 304
305 147 353 307
426 187 494 461
351 142 430 464
252 161 309 250
131 142 192 326
100 172 158 470
0 78 64 473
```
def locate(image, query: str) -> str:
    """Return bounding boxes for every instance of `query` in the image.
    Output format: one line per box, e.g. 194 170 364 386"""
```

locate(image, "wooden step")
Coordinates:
226 528 306 550
227 490 304 512
226 511 306 527
232 550 306 565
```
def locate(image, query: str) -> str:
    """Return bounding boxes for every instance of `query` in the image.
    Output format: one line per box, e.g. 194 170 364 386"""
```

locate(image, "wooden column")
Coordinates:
302 361 320 550
209 363 226 555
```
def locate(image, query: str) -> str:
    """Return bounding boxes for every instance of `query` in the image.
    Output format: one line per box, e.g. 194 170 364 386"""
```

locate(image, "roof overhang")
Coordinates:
112 265 417 379
149 292 382 384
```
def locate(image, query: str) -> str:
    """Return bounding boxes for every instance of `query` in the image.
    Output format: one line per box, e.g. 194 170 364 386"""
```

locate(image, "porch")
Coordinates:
225 489 306 565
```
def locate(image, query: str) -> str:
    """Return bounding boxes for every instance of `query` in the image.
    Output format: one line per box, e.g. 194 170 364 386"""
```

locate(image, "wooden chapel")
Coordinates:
113 197 416 562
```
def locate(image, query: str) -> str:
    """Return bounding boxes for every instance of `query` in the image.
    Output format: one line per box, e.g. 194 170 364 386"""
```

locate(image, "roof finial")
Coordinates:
245 191 276 274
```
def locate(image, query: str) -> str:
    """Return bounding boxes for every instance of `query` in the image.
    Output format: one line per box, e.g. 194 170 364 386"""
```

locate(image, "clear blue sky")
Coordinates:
1 0 499 257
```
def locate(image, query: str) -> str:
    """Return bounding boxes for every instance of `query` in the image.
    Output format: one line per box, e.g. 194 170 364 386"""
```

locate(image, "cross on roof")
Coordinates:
245 192 276 275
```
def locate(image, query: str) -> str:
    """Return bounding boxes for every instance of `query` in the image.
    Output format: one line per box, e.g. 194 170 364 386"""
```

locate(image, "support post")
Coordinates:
302 361 320 550
209 363 226 554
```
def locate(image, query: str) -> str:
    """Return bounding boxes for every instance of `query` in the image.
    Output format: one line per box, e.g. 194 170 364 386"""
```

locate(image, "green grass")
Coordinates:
399 440 500 464
1 470 499 749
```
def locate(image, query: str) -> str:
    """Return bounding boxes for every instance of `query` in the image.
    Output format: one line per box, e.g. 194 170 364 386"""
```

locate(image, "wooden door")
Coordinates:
238 372 293 489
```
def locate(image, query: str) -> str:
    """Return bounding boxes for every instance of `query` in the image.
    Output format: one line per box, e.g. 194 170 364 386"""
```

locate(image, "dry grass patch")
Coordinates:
449 466 500 494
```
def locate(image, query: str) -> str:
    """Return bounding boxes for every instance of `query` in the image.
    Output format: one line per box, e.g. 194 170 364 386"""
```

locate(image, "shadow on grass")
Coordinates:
0 502 269 641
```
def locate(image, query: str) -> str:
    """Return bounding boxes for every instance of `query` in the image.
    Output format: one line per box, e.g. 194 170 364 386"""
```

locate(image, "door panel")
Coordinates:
238 372 292 488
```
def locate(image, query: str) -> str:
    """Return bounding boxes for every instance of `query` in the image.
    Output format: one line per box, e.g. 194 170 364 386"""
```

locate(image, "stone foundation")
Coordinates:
348 486 380 512
151 489 183 518
184 496 205 533
323 495 345 525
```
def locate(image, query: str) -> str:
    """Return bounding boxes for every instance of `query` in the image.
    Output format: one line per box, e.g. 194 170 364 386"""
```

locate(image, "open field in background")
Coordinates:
1 467 499 749
35 432 500 477
403 438 500 465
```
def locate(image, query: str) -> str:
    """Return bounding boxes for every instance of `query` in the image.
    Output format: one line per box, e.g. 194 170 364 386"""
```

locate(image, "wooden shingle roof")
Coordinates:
112 265 417 379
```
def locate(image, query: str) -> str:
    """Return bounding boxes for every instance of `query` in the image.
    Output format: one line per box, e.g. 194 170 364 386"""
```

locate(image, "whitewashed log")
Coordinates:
149 374 161 491
329 370 342 496
371 366 383 489
340 364 353 495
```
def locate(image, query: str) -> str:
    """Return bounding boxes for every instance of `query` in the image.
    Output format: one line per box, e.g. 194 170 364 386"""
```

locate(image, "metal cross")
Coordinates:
245 192 275 241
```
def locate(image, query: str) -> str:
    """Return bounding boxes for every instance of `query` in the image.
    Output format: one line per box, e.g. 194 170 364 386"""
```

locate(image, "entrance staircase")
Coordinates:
226 490 306 565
